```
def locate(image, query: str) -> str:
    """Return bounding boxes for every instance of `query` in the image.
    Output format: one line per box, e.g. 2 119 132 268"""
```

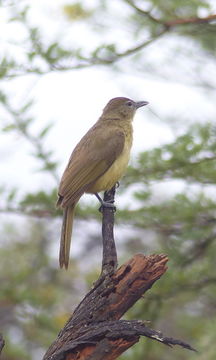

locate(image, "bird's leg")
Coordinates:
94 192 116 212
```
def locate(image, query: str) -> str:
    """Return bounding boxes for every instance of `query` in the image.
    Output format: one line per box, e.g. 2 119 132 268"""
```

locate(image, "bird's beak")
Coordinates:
135 101 149 108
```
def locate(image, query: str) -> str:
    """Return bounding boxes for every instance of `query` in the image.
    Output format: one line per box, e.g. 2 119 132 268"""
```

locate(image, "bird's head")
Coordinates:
102 97 149 121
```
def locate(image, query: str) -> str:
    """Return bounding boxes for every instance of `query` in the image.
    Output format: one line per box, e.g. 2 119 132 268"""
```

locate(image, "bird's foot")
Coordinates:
115 181 120 189
94 193 116 212
98 199 116 213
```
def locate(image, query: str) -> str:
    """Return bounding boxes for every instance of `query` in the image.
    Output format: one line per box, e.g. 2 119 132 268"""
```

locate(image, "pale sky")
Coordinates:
1 0 216 199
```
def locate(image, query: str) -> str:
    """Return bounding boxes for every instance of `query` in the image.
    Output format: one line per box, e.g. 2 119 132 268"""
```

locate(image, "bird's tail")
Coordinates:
59 204 76 269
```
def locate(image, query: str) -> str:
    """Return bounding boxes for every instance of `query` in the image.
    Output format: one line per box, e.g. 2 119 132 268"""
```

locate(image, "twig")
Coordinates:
3 101 59 183
3 30 167 79
125 0 216 28
165 14 216 27
101 185 118 275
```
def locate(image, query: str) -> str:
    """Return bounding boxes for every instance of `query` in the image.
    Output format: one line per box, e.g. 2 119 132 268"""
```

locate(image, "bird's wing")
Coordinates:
58 129 125 207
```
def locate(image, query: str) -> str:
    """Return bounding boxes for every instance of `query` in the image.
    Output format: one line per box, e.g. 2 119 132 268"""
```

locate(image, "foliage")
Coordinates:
0 0 216 359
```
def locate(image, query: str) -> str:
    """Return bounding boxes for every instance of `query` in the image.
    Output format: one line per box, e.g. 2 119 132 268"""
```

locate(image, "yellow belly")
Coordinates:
87 141 132 193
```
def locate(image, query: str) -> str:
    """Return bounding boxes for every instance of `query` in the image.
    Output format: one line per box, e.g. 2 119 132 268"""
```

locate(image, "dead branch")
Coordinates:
43 185 195 359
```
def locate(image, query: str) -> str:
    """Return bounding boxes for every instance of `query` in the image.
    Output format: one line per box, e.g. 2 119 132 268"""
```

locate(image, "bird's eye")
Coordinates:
126 101 133 107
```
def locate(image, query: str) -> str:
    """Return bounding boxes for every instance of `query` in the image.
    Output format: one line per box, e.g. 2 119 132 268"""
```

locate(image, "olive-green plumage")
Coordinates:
57 97 148 268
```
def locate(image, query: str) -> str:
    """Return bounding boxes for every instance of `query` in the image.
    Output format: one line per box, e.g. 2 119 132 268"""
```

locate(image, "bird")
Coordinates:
57 97 148 268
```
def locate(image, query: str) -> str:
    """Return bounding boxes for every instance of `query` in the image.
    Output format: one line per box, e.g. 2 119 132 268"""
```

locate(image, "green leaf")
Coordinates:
7 188 18 203
63 3 93 21
39 123 53 139
20 100 34 114
2 124 16 132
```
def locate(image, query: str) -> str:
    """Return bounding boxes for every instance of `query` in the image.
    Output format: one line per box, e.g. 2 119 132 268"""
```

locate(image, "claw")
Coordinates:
115 181 120 189
98 201 116 213
94 193 116 213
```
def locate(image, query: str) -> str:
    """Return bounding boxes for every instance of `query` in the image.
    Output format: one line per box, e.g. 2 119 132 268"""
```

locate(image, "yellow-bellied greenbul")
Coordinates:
57 97 148 268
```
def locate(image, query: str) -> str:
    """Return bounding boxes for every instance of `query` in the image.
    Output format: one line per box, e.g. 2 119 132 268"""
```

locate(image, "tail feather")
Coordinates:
59 204 76 269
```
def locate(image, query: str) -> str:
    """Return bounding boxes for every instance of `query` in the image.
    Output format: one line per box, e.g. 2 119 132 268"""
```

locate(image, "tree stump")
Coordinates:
43 185 195 360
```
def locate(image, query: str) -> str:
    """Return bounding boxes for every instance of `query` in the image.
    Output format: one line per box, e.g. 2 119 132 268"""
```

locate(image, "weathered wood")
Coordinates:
43 185 195 360
43 253 194 360
55 320 195 360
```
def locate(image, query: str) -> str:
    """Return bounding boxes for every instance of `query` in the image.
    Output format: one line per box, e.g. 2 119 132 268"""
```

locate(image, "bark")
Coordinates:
43 185 195 360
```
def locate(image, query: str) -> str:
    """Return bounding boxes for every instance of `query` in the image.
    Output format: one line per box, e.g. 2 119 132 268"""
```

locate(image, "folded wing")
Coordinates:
57 129 125 207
